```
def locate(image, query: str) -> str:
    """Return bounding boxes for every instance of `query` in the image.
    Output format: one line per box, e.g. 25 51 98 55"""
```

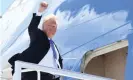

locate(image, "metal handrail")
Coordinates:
13 61 114 80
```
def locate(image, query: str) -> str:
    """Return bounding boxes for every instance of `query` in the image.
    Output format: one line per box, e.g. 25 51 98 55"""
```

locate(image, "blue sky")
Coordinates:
0 0 1 15
0 0 15 15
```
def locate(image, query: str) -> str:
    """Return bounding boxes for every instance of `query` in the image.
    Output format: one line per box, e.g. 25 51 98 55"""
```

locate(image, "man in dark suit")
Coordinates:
8 1 63 80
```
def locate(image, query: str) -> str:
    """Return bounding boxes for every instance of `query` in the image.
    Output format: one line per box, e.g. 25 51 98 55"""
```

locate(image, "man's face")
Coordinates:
43 19 57 38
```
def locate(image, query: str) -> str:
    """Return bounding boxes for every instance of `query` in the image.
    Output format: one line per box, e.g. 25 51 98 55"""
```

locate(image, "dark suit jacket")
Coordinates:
8 13 63 80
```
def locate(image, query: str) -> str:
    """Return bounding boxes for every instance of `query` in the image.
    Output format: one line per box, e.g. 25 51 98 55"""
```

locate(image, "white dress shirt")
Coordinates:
38 42 61 69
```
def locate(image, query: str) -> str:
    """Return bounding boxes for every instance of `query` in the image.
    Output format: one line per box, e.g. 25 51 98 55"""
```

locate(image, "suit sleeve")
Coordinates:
8 53 21 74
28 13 42 40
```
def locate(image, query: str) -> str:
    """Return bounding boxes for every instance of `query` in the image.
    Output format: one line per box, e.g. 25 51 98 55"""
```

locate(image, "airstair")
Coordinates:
0 61 114 80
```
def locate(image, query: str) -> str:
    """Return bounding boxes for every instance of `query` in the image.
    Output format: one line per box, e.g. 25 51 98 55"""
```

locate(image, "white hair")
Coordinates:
43 14 57 23
41 14 58 30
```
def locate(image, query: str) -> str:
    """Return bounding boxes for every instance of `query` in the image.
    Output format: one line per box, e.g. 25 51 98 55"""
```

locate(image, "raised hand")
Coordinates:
38 1 48 13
